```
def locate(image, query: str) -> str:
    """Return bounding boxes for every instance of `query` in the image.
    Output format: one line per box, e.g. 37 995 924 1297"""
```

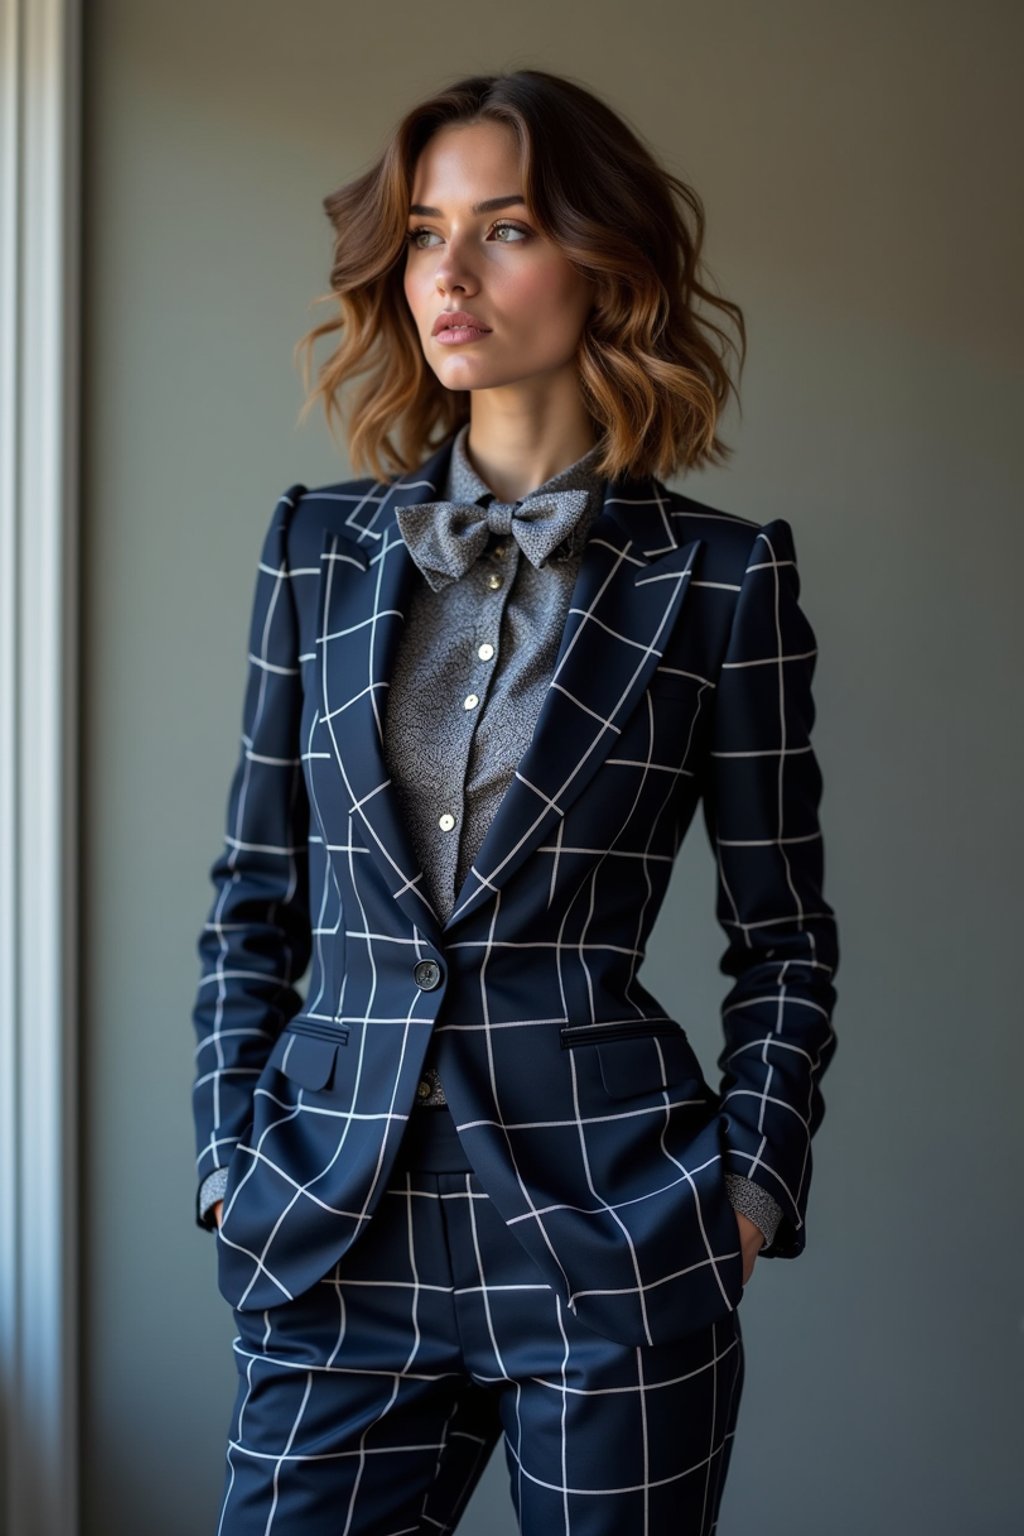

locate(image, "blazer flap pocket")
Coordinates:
597 1030 701 1099
266 1031 340 1091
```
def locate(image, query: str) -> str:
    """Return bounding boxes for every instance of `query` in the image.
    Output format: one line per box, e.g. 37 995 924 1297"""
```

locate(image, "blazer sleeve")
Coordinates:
700 516 840 1260
190 486 312 1230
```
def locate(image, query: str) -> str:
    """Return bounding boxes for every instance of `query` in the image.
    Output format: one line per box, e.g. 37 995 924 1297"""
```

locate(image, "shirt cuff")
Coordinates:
724 1173 784 1250
198 1167 229 1229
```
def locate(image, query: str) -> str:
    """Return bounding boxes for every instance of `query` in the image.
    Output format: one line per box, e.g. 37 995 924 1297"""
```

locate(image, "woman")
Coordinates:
191 68 840 1535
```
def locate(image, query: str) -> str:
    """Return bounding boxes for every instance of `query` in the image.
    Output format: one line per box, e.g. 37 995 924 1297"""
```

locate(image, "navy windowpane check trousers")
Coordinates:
215 1106 746 1536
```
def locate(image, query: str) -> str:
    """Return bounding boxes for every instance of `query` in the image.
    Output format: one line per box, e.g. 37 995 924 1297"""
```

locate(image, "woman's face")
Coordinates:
403 119 595 396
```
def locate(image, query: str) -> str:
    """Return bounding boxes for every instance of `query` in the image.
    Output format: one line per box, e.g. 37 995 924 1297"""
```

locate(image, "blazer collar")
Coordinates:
314 433 702 950
376 431 684 564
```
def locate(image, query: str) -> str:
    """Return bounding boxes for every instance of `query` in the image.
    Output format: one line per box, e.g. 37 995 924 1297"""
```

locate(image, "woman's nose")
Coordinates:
433 243 476 293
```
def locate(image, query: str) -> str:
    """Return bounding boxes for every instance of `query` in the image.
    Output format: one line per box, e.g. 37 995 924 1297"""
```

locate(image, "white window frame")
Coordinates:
0 2 81 1533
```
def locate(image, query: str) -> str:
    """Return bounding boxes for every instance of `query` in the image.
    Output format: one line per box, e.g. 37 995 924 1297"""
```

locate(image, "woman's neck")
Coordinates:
462 422 599 502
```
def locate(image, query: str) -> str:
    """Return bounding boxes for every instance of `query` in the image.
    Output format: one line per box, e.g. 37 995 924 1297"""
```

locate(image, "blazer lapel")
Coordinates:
315 437 456 951
443 485 702 931
314 437 703 948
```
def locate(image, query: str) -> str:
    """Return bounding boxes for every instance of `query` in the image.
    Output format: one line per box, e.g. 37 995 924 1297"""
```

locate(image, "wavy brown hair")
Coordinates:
294 68 746 485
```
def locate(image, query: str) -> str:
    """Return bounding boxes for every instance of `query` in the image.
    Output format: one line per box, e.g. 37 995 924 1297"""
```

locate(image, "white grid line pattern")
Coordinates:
191 450 839 1359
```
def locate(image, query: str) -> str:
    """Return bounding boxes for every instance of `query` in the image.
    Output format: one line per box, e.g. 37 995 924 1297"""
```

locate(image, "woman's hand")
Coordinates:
735 1209 764 1286
212 1199 223 1230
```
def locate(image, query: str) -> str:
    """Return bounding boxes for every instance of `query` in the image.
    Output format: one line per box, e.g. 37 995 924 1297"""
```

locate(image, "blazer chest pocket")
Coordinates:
265 1019 350 1091
634 671 710 767
646 666 702 703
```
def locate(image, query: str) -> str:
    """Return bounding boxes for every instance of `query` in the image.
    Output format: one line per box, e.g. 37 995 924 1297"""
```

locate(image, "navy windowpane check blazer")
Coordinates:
190 433 840 1348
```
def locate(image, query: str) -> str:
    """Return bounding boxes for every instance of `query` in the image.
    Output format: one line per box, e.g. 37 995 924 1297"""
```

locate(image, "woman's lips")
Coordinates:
434 324 492 345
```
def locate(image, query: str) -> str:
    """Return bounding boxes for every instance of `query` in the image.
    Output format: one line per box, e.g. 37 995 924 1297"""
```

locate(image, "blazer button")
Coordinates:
414 958 442 989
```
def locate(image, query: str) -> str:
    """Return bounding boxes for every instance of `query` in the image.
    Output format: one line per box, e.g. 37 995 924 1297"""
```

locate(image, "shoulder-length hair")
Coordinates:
294 68 746 485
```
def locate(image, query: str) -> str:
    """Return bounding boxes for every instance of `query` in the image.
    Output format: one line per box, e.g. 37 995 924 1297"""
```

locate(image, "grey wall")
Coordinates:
82 2 1023 1531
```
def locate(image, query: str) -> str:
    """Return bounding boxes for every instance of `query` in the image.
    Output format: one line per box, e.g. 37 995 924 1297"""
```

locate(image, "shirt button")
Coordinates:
478 643 494 660
492 543 507 558
487 573 502 589
417 1078 432 1098
463 693 479 710
438 812 456 831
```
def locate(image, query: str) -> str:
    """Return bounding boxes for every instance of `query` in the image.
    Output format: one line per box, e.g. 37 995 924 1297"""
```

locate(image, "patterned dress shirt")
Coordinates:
199 422 783 1250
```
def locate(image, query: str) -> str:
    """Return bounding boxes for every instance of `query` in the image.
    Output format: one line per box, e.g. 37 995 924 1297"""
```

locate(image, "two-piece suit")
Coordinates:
192 432 839 1530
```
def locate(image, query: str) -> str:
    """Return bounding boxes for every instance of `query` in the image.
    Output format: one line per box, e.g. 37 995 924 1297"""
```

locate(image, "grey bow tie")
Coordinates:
395 487 592 593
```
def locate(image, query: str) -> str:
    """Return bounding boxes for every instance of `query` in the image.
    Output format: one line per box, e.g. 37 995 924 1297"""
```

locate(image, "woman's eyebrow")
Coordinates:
408 195 526 217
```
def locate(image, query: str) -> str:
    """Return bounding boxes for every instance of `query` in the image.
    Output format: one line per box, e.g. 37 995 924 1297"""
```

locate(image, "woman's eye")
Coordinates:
491 220 529 241
405 220 530 249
